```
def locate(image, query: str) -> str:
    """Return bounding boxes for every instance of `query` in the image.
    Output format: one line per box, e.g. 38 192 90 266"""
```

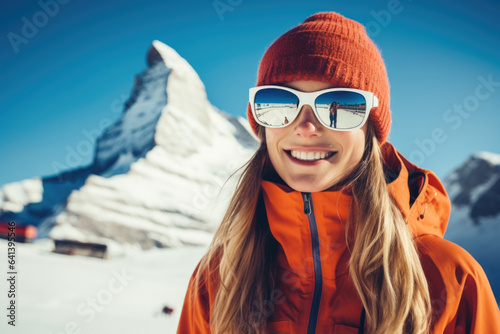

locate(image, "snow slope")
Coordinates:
0 40 258 256
0 238 206 334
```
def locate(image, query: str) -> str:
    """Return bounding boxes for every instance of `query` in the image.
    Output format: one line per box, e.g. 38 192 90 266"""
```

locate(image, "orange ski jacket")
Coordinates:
177 142 500 333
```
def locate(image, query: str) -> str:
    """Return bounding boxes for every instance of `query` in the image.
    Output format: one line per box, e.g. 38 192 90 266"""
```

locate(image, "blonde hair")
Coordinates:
346 124 431 333
194 123 431 333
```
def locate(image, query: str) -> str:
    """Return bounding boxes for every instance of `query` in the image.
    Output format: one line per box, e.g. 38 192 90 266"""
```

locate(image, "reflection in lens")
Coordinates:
315 91 366 129
254 88 299 126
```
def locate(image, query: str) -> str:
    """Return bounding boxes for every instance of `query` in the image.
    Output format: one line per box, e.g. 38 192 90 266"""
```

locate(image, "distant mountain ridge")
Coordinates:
446 152 500 223
0 40 257 255
444 151 500 300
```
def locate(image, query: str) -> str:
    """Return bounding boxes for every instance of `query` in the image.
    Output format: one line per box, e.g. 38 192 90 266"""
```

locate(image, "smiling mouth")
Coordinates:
286 150 336 162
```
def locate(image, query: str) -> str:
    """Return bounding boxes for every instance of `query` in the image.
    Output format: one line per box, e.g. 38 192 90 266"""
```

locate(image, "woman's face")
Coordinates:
265 80 368 192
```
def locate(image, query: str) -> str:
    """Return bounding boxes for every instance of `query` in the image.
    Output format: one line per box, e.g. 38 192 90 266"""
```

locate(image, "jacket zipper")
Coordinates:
302 192 322 334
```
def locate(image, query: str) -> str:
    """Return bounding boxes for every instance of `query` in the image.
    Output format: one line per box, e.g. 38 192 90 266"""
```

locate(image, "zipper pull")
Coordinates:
302 193 312 215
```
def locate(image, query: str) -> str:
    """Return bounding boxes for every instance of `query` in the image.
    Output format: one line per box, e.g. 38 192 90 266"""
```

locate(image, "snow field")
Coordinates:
0 239 208 334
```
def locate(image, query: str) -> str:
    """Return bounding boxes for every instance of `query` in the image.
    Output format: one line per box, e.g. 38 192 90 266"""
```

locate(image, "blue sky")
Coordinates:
1 0 499 186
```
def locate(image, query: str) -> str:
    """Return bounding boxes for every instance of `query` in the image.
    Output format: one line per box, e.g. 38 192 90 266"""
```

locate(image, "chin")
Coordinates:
293 185 324 192
286 179 330 193
284 170 348 192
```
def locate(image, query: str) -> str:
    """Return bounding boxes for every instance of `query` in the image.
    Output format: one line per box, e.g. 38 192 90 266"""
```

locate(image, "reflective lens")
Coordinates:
314 91 367 129
254 88 299 126
252 87 369 130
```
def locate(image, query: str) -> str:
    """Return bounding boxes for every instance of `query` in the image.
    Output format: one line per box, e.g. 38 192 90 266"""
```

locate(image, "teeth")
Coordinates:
290 150 334 161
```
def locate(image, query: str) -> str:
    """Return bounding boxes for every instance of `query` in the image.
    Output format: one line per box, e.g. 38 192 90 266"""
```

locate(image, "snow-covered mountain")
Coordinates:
0 40 258 255
444 152 500 299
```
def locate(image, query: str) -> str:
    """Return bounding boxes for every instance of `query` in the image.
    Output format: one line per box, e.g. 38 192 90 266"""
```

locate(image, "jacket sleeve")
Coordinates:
419 235 500 333
444 258 500 333
177 262 212 333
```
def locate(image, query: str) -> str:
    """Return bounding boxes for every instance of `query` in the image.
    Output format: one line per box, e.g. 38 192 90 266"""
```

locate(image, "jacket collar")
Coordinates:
261 179 353 279
381 142 450 238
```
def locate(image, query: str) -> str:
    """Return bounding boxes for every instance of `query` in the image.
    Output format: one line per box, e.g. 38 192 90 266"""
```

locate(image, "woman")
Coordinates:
177 12 500 333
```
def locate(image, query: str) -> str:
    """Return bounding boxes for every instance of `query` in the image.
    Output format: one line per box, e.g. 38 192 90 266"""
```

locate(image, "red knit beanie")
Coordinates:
246 12 391 144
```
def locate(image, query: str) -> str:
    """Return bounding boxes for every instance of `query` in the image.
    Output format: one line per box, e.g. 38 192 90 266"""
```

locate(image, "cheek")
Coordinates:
265 128 285 156
265 128 292 177
337 130 366 162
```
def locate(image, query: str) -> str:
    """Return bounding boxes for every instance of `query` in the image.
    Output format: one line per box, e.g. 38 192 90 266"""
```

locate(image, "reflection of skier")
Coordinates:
283 116 289 125
329 102 339 128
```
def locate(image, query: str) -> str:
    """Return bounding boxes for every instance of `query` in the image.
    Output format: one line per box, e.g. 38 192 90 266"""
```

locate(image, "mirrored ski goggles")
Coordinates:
249 85 378 131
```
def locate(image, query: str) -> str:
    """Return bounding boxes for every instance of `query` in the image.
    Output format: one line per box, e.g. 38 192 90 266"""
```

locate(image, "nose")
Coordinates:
293 105 324 138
